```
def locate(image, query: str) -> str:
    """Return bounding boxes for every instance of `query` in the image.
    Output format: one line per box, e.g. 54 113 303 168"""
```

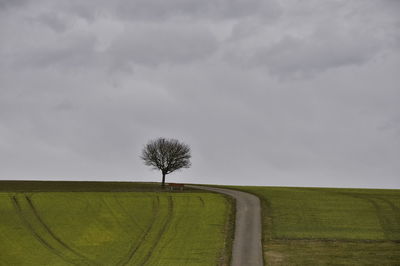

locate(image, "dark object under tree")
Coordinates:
141 138 191 188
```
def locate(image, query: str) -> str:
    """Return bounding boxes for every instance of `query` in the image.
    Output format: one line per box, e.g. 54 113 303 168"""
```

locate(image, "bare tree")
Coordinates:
141 138 191 188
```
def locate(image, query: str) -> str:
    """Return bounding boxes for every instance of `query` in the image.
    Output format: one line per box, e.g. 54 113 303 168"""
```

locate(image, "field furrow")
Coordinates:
10 195 71 264
11 194 93 265
24 195 94 264
139 196 174 266
228 186 400 265
113 195 146 232
116 196 161 266
0 187 232 266
369 197 400 240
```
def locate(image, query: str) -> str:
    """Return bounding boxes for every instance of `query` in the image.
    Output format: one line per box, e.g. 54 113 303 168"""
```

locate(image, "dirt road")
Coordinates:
188 185 263 266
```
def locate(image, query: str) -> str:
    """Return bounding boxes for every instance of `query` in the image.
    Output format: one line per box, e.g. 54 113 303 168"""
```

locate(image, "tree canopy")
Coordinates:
141 138 191 187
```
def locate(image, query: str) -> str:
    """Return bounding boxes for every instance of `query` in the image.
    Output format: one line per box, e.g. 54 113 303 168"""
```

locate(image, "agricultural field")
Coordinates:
229 186 400 265
0 181 233 266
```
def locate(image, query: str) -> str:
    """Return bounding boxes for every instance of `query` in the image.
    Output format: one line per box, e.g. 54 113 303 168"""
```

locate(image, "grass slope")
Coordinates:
228 186 400 265
0 181 233 266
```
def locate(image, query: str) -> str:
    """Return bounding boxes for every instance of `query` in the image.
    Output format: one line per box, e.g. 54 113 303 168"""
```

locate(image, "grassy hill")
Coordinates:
0 181 234 266
226 186 400 265
2 181 399 265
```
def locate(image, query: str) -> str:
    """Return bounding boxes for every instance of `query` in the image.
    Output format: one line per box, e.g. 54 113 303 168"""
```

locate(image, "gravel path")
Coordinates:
188 185 263 266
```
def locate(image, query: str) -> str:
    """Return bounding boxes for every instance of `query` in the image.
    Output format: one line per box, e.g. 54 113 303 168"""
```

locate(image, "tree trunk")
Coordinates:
161 172 166 188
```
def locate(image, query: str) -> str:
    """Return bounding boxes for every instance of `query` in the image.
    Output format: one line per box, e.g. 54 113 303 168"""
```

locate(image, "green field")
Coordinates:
0 182 233 266
230 186 400 265
3 181 399 265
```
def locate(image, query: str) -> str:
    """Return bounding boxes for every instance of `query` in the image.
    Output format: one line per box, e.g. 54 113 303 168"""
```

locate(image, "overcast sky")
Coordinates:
1 0 399 188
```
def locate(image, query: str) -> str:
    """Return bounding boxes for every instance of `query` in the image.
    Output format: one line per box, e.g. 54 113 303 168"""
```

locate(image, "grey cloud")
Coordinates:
143 60 400 187
35 12 69 33
108 24 218 67
251 34 379 78
0 0 399 188
116 0 281 20
58 0 281 21
378 116 400 137
0 0 27 10
223 0 400 78
2 13 218 72
16 35 98 70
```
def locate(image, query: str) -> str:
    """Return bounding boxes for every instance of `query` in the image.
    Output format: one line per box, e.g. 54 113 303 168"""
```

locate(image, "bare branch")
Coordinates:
141 138 191 187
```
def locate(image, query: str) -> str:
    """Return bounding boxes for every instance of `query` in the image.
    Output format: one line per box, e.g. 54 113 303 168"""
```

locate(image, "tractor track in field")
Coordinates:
11 195 94 265
117 196 161 266
10 196 69 263
298 188 400 241
24 195 94 264
188 185 264 266
198 196 205 207
332 191 400 241
363 197 400 240
113 195 146 232
156 196 194 260
100 196 133 235
139 196 174 266
367 198 394 239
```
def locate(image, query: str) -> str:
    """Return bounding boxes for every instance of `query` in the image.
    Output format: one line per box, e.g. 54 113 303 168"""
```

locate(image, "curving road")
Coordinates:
188 185 263 266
